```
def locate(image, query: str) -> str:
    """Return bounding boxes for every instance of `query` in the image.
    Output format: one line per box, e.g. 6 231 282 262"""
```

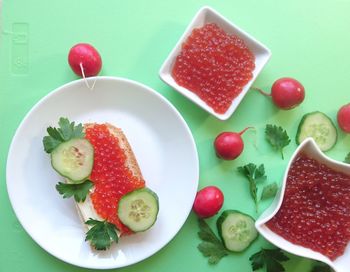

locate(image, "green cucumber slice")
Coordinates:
296 111 337 151
118 188 159 232
216 210 258 252
51 138 94 183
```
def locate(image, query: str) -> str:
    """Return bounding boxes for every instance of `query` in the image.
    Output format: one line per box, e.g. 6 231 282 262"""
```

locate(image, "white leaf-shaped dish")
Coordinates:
256 137 350 272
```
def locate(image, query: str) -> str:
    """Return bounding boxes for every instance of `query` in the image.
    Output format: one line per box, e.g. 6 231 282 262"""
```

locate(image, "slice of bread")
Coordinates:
75 123 144 237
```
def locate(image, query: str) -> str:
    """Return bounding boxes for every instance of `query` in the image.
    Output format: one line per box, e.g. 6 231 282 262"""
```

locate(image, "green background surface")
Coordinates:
1 0 349 271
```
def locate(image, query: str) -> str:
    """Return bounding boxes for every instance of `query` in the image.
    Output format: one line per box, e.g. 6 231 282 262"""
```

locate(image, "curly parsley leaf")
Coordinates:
265 124 291 160
47 126 64 141
43 117 85 153
42 136 62 153
85 219 119 250
238 163 266 212
261 182 278 201
56 180 93 202
249 248 289 272
344 152 350 164
197 218 229 265
310 261 334 272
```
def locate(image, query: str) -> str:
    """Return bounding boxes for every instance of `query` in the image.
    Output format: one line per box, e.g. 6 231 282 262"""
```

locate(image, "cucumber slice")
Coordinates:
216 210 258 252
118 188 159 232
296 111 337 151
51 138 94 183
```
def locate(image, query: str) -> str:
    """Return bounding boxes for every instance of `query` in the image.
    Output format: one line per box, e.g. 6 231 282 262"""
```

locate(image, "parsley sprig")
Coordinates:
344 152 350 164
311 261 334 272
261 182 278 201
238 164 278 212
85 219 119 250
56 180 93 202
43 117 84 153
265 124 291 160
238 163 267 212
249 248 289 272
197 218 229 264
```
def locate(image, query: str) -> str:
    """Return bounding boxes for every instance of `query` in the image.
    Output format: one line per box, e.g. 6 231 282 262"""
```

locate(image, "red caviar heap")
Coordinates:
172 23 255 114
267 153 350 260
85 124 145 235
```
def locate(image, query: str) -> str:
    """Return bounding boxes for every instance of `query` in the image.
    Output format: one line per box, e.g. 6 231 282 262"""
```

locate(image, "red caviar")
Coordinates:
85 124 145 235
172 23 255 114
266 153 350 260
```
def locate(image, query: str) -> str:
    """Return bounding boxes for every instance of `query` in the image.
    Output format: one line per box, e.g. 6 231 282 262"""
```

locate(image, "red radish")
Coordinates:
68 43 102 77
214 127 253 160
252 77 305 110
337 103 350 133
193 186 224 218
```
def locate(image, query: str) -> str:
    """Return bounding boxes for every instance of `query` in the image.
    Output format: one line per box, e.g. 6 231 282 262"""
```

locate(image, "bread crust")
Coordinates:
75 123 143 236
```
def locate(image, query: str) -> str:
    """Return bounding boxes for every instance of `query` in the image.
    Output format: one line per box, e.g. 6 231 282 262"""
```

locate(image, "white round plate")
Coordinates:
6 77 199 269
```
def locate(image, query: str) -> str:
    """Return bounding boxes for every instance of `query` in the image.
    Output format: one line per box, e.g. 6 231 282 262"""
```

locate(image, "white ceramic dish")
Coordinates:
256 138 350 272
6 77 199 269
159 6 271 120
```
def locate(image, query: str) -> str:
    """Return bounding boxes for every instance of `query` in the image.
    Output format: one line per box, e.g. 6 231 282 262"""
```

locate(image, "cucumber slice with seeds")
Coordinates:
296 111 337 151
118 188 159 232
51 138 94 183
216 210 258 252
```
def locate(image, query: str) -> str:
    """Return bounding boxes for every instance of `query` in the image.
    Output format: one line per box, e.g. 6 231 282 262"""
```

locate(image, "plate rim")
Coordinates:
6 76 199 269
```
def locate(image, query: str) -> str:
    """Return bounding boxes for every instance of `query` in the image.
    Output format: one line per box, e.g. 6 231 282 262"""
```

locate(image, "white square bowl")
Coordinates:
159 6 272 120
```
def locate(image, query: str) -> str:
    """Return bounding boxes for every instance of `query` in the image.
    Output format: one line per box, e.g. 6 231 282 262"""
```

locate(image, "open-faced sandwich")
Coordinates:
43 118 159 250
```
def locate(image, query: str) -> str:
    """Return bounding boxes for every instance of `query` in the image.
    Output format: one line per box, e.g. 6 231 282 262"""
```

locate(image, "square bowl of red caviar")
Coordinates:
159 6 271 120
256 137 350 272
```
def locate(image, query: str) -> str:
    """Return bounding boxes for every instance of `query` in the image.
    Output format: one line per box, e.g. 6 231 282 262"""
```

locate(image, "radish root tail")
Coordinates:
251 87 271 97
239 126 255 135
240 127 258 150
80 63 97 90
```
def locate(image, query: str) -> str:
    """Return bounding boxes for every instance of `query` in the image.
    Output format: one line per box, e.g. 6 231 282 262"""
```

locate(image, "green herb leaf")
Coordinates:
344 152 350 164
43 117 85 153
256 164 266 180
249 248 289 272
238 163 266 183
198 218 222 245
58 117 73 141
198 242 228 265
85 219 119 250
310 261 334 272
43 135 62 153
238 163 266 212
261 182 278 201
197 218 229 265
72 123 84 138
56 180 93 202
47 126 64 141
265 124 291 160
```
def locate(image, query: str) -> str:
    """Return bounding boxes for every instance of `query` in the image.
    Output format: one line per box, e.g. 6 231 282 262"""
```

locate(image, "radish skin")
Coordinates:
214 127 254 160
252 77 305 110
337 103 350 133
68 43 102 77
193 186 224 218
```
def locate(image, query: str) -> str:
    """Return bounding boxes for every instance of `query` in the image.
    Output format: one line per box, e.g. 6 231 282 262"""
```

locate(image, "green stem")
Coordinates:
249 178 259 213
